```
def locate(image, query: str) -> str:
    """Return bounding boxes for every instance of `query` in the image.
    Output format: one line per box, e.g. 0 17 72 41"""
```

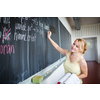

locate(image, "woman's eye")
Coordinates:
73 43 75 45
76 46 78 48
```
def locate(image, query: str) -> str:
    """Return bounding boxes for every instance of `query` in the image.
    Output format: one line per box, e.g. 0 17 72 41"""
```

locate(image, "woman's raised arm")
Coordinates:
47 31 69 56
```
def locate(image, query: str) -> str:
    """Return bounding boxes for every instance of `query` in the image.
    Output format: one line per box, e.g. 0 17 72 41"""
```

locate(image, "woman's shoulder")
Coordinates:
65 51 71 57
78 55 87 67
77 54 84 62
79 55 86 64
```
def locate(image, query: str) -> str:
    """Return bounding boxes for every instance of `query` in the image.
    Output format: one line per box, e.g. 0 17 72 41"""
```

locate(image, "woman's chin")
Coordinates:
71 50 74 52
71 50 76 53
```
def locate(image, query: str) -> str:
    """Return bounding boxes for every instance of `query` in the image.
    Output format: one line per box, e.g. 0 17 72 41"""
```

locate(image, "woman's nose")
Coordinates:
73 45 76 48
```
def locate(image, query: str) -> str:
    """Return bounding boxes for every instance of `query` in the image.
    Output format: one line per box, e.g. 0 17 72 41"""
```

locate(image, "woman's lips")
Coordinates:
71 48 74 50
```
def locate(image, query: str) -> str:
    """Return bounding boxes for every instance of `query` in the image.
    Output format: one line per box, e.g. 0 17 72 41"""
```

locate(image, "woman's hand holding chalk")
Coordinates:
47 31 52 39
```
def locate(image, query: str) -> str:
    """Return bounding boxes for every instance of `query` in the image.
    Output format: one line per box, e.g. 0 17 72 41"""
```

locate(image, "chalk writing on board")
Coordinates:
3 17 10 24
0 45 15 55
33 27 38 32
44 24 49 30
15 23 27 31
0 27 11 43
27 25 39 32
3 17 10 28
2 32 11 42
23 17 28 20
32 18 38 25
17 17 39 25
27 24 32 31
14 32 36 42
38 20 49 37
15 23 39 32
39 21 49 30
39 28 44 37
2 27 11 41
18 17 30 20
39 20 43 27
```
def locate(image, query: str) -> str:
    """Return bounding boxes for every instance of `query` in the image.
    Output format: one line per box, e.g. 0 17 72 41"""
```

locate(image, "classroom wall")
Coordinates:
71 23 100 63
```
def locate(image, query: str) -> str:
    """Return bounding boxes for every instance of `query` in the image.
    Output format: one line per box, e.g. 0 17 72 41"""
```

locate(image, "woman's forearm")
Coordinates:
48 37 59 50
47 31 68 55
77 73 87 79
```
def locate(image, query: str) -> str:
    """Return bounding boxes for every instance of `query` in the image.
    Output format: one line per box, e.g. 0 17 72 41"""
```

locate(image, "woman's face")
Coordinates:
71 40 80 53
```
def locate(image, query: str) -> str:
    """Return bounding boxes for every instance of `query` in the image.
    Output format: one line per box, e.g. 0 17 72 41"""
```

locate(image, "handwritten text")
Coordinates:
0 45 15 55
14 32 36 42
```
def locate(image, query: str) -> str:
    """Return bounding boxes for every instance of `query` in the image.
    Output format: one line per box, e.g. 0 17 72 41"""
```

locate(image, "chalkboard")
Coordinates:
0 17 71 84
60 21 71 58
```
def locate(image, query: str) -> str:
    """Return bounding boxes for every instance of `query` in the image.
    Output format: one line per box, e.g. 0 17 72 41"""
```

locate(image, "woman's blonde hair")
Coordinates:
75 38 87 54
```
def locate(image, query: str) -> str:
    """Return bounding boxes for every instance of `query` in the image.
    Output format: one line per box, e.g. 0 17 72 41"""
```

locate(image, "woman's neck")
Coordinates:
71 52 80 57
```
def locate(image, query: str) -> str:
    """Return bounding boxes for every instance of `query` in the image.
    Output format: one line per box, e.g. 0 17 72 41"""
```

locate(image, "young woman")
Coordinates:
47 31 88 84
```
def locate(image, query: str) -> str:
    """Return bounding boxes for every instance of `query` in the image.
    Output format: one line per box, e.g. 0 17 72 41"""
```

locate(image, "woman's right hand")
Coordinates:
47 31 52 39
